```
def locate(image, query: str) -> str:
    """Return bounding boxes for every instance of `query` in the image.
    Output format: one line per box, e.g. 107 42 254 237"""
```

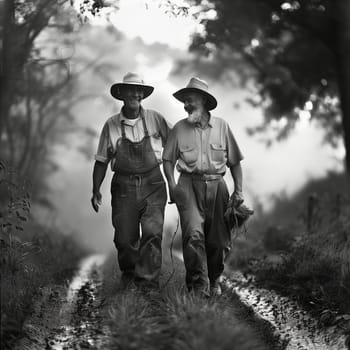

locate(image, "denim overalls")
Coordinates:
111 116 167 286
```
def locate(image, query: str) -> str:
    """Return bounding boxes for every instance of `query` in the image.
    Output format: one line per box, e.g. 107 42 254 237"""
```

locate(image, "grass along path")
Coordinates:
12 248 284 350
101 249 281 350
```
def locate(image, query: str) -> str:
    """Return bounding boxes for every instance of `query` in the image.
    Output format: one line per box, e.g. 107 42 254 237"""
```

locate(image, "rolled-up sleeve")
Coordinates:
225 123 244 167
162 127 179 164
94 123 111 164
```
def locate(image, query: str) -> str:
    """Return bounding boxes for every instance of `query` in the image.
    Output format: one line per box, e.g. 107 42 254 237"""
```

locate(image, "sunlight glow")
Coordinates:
321 78 328 86
281 1 300 11
271 116 288 129
251 38 260 47
281 2 292 10
299 110 311 122
304 101 313 111
73 0 204 50
271 12 280 22
205 9 217 20
334 145 346 160
135 53 173 82
297 109 311 130
108 0 202 49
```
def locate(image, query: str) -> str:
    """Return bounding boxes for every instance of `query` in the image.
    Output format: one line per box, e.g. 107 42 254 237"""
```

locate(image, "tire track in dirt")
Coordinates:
46 254 108 350
15 250 347 350
173 249 347 350
223 271 348 350
14 254 109 350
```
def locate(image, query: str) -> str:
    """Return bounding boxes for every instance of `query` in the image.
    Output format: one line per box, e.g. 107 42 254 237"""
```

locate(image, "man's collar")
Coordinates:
189 112 213 129
207 113 213 127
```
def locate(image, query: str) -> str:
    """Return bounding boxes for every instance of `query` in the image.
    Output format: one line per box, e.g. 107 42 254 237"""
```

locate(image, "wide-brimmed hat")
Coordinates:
173 77 217 110
110 72 154 100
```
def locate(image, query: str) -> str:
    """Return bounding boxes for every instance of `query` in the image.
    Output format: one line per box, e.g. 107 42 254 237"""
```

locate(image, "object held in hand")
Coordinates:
224 200 254 231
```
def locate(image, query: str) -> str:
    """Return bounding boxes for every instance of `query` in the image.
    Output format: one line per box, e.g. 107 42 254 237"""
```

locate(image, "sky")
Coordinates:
45 0 344 252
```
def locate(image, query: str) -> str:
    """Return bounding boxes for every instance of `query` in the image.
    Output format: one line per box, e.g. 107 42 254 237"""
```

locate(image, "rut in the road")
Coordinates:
224 271 348 350
46 255 108 350
14 255 108 350
17 251 346 350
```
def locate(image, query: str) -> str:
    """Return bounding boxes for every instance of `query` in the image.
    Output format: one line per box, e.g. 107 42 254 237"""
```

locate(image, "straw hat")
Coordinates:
173 77 217 110
110 72 154 100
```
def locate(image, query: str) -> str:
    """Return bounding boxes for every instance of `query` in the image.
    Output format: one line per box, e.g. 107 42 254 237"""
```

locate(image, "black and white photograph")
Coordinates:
1 0 349 349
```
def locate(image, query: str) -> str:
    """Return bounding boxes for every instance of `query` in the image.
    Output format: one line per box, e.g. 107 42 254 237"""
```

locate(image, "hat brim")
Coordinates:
173 87 217 110
110 83 154 100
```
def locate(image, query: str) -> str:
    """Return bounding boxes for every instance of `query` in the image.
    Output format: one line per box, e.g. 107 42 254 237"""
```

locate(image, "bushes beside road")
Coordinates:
227 172 350 319
0 164 87 349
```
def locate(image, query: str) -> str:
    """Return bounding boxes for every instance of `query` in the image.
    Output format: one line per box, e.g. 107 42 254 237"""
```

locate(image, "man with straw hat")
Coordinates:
91 72 171 290
163 77 244 297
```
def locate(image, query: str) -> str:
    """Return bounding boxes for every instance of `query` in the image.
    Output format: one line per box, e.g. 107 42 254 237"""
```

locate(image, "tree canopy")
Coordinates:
186 0 350 172
0 0 113 203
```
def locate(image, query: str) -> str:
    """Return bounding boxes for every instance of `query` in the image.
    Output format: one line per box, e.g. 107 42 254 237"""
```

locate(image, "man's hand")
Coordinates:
168 185 177 204
230 191 244 208
91 192 102 212
92 161 107 212
168 184 185 205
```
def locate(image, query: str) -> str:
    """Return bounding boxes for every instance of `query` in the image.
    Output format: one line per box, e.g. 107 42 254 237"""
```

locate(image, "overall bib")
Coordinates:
111 117 167 286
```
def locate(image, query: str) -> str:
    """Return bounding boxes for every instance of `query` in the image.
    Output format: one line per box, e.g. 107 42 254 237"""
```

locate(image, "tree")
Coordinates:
0 0 117 202
185 0 350 174
1 1 74 200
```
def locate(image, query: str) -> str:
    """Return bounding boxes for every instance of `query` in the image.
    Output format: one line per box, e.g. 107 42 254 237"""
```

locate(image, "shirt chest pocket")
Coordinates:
179 145 198 166
210 143 226 162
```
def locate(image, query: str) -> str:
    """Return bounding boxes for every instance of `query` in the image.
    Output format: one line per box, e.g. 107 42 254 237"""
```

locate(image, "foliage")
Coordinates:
0 0 103 204
1 1 74 198
0 162 87 349
73 0 189 21
227 172 350 316
182 0 350 169
0 161 31 240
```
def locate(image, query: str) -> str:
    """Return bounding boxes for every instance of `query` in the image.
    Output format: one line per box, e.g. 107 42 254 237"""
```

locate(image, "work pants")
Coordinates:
175 174 230 292
111 167 167 286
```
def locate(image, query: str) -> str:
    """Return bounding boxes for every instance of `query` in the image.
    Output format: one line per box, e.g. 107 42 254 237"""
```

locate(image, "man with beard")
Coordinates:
91 72 171 290
163 77 244 297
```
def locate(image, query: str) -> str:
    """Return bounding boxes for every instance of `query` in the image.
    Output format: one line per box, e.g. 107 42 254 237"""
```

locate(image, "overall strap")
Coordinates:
141 115 149 137
107 117 121 150
120 119 126 139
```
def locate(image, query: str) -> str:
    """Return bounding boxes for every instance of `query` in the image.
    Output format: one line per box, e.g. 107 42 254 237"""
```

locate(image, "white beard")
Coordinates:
187 109 202 124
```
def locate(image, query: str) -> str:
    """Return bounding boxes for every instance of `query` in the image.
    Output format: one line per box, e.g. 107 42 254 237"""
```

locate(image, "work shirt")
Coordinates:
163 116 243 174
95 107 171 170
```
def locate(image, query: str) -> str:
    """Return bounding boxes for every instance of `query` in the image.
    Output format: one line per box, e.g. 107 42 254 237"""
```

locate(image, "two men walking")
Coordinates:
92 73 244 296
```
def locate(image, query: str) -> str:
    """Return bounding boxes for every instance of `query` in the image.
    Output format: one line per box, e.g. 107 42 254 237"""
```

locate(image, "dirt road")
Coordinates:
13 253 348 349
14 255 108 350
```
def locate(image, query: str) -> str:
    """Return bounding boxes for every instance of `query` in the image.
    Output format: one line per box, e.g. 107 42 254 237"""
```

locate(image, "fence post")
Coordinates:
307 193 319 232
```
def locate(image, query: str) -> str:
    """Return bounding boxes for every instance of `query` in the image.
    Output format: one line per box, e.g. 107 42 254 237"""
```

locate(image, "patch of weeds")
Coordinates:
227 173 350 335
252 198 350 318
101 252 272 350
108 292 176 350
0 162 87 349
227 235 265 271
165 291 269 350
